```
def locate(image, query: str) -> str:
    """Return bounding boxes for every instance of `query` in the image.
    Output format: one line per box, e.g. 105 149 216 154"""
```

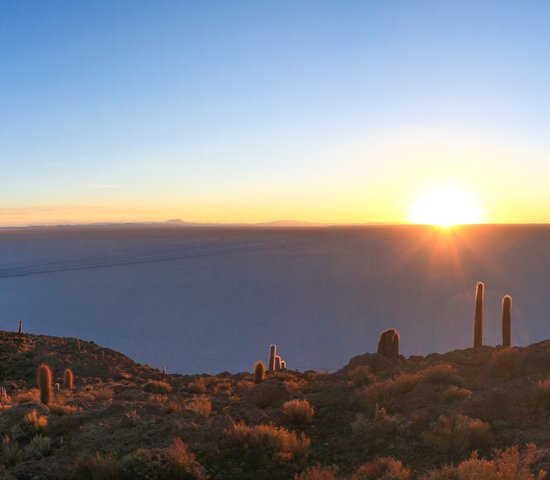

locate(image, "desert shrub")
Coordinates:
25 435 51 460
534 378 550 409
13 389 40 404
143 380 173 394
185 396 212 418
92 388 113 402
351 406 402 451
283 400 315 424
349 366 376 388
487 348 522 379
351 456 409 480
227 422 311 468
187 378 208 394
441 386 472 404
24 409 48 433
248 380 290 408
73 452 122 480
49 402 80 416
421 414 491 459
421 364 462 385
294 465 339 480
420 444 545 480
120 438 203 479
1 434 23 468
361 372 421 412
418 465 460 480
464 390 528 425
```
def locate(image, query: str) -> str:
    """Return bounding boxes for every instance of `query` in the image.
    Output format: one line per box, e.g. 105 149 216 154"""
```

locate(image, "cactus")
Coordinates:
502 295 512 347
37 364 53 405
281 360 286 370
268 344 277 371
275 355 282 370
473 282 484 348
377 328 400 358
254 361 265 384
18 320 22 335
63 368 74 389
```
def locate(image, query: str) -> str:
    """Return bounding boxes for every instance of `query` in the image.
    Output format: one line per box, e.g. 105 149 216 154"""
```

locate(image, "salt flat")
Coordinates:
1 225 549 373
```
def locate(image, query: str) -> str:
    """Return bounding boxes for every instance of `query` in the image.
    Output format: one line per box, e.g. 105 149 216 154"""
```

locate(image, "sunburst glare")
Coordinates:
408 187 485 227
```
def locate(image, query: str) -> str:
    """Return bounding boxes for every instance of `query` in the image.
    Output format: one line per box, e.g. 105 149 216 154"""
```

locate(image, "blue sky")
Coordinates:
2 1 550 225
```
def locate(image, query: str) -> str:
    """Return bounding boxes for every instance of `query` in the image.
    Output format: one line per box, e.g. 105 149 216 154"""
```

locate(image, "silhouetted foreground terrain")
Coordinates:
2 330 550 479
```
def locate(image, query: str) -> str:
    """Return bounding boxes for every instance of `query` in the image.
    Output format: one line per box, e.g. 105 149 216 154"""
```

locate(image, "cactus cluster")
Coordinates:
377 329 400 358
471 282 513 348
267 344 287 372
254 344 288 382
36 364 76 405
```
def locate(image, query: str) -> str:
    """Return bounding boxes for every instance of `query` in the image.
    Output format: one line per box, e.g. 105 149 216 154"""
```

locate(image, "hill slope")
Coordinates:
2 330 550 479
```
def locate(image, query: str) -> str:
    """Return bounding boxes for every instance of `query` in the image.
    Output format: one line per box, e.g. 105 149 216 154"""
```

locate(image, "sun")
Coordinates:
408 187 485 227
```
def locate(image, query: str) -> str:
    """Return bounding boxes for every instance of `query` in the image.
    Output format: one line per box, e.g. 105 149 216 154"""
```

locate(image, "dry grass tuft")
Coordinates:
294 465 339 480
283 399 315 424
13 389 40 404
351 456 409 480
534 378 550 409
185 396 212 418
421 364 462 385
24 409 48 433
348 366 376 388
421 414 492 459
143 380 173 394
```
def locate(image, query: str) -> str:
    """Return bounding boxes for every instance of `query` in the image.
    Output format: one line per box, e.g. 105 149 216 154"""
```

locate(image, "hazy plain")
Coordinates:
1 224 549 373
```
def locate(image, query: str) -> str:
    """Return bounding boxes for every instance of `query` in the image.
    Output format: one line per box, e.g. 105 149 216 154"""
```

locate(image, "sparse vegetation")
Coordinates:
421 414 492 459
351 457 409 480
143 380 173 394
1 330 550 478
283 399 315 424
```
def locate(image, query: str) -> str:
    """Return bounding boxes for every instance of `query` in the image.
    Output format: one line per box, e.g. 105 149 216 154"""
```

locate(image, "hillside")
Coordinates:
2 330 550 479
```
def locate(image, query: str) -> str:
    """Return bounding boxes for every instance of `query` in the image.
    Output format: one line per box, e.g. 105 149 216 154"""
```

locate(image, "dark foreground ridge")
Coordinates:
2 330 550 479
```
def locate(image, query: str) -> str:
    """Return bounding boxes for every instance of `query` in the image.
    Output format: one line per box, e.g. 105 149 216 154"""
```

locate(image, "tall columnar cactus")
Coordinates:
473 282 484 348
254 361 265 384
37 364 53 405
275 355 282 371
268 344 277 371
63 368 74 389
377 328 400 358
502 295 512 347
281 360 287 370
18 320 22 335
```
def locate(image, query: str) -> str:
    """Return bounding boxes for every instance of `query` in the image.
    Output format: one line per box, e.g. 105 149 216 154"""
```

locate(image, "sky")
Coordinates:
1 1 550 226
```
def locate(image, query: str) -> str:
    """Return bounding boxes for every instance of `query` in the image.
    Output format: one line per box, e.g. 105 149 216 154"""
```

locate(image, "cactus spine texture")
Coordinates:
37 364 53 405
63 368 74 389
502 295 512 347
473 282 484 348
254 361 265 384
268 344 277 371
377 329 400 358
